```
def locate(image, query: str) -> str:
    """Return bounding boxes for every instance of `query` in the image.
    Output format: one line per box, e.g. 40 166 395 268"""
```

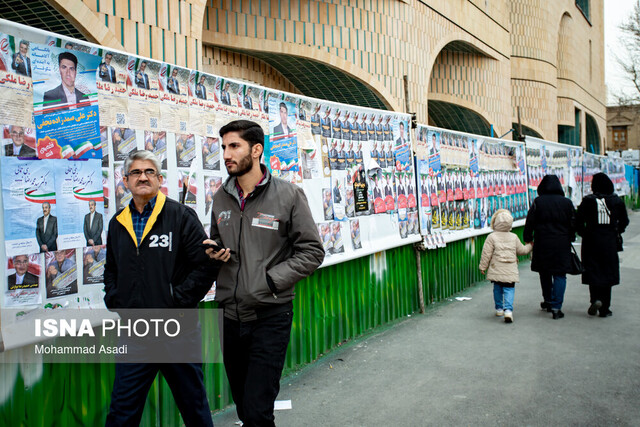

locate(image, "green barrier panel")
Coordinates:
0 231 529 425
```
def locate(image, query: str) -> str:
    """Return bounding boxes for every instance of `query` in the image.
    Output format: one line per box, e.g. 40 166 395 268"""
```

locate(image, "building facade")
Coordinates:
607 104 640 152
1 0 606 150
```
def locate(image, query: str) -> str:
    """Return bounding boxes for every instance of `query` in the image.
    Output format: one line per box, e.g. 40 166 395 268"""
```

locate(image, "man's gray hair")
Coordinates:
124 150 161 175
42 201 51 208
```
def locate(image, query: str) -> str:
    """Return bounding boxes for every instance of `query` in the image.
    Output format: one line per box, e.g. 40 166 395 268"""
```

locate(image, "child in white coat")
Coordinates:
479 209 532 323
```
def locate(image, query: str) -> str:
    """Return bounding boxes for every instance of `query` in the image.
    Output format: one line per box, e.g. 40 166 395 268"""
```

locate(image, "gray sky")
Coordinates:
605 0 638 104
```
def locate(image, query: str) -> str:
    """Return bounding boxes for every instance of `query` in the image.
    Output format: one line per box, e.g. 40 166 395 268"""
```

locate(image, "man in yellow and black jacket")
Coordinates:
104 150 219 427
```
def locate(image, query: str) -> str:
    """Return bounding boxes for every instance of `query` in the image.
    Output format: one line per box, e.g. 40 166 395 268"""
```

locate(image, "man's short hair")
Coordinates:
13 255 28 263
124 150 161 175
279 102 287 111
89 199 96 206
58 51 78 67
42 201 51 209
19 40 29 48
219 120 264 148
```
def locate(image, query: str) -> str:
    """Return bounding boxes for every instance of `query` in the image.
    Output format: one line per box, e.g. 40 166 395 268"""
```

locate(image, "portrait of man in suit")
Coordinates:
273 102 293 137
36 202 58 252
5 125 36 157
11 40 31 77
243 87 254 110
135 61 150 89
7 255 39 289
99 52 117 83
396 121 407 145
195 74 207 100
167 67 180 94
83 199 103 246
220 81 231 105
42 52 89 111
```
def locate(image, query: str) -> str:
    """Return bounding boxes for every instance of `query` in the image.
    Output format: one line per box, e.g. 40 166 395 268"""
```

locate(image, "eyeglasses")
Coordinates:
14 260 29 265
10 131 24 136
126 169 158 178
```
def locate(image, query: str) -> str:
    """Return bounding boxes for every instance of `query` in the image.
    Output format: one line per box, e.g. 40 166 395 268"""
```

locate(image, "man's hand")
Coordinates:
88 239 94 246
41 244 48 252
481 270 486 275
203 239 231 262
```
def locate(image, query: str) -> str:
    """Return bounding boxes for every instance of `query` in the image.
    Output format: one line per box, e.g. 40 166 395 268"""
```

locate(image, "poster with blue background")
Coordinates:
30 43 101 160
54 159 103 250
1 157 57 256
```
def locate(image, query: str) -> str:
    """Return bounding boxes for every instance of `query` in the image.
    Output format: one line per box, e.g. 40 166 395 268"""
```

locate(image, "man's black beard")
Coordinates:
227 153 253 177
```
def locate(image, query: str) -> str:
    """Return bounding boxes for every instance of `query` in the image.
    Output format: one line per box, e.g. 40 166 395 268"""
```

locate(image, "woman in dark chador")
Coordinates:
576 173 629 317
524 175 576 319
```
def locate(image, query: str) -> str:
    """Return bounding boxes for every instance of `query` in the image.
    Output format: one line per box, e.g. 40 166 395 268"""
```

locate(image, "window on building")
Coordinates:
576 0 590 23
612 126 628 150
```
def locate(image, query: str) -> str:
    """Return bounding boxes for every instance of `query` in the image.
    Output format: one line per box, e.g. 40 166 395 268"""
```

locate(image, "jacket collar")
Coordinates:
223 164 271 206
116 191 167 247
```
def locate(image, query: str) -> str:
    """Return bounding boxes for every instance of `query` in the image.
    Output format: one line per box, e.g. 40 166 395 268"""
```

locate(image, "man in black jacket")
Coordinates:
36 202 57 252
104 150 219 427
206 120 324 427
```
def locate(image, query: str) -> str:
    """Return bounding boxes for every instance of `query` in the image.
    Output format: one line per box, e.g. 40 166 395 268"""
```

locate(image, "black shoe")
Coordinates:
540 301 552 312
588 300 602 316
552 310 565 320
598 310 612 318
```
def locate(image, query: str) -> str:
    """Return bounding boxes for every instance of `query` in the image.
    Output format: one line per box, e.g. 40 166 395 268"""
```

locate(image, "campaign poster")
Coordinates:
350 219 362 250
202 135 220 170
53 159 104 249
469 138 479 176
159 64 189 133
113 164 132 209
393 143 411 172
188 71 218 137
330 171 347 221
0 33 34 127
144 130 167 169
5 253 41 307
95 50 129 127
82 245 105 285
126 57 161 130
178 169 197 209
204 175 223 217
369 168 386 214
175 133 196 167
31 44 101 159
330 221 344 254
111 127 137 161
268 98 300 182
99 126 109 166
1 157 57 256
1 124 37 158
427 130 441 176
45 249 77 299
353 164 369 214
322 188 334 221
318 223 333 256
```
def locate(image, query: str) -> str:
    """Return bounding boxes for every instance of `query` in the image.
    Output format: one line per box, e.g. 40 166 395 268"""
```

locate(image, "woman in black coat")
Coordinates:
576 173 629 317
524 175 576 319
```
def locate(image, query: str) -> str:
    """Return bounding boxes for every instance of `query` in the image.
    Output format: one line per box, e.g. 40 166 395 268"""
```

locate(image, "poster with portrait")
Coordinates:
201 135 220 170
45 249 77 299
188 71 218 137
111 126 136 161
1 157 57 256
144 130 167 169
175 133 196 167
31 44 101 159
113 163 131 210
159 64 189 133
349 219 362 250
268 97 300 182
126 56 161 130
53 159 104 250
1 124 37 158
427 129 442 176
82 245 105 285
178 169 197 209
204 174 223 217
95 50 129 127
5 253 41 307
0 33 34 127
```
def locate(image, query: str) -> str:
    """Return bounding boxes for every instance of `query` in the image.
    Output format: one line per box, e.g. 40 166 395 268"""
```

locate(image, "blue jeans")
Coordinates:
539 273 567 310
493 283 515 311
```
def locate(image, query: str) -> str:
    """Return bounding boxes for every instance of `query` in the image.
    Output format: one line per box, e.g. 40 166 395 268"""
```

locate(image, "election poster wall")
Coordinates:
416 125 528 247
0 18 629 346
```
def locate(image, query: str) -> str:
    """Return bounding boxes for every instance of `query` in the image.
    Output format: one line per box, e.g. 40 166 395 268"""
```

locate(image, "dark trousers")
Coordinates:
106 363 213 427
589 285 613 312
223 311 293 427
539 273 567 310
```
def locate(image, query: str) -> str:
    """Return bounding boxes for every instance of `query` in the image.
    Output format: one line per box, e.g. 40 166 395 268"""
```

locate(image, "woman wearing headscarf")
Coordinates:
576 173 629 317
524 175 576 319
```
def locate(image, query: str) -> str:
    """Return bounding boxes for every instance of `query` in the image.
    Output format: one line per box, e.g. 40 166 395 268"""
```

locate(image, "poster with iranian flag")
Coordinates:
1 157 57 256
53 159 103 250
0 32 34 127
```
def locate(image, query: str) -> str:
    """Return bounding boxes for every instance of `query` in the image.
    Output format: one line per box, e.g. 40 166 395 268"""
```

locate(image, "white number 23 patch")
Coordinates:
148 233 172 250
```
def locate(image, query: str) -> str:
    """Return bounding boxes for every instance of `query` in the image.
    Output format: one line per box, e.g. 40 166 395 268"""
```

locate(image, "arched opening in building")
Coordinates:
428 40 500 136
585 113 600 154
204 47 390 110
0 0 88 40
428 100 491 136
558 108 581 147
511 123 542 139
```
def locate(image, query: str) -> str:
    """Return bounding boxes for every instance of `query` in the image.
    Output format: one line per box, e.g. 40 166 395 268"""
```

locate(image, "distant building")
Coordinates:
607 105 640 151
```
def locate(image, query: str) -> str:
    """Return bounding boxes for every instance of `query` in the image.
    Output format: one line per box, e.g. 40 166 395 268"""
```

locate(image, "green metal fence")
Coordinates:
0 229 526 426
